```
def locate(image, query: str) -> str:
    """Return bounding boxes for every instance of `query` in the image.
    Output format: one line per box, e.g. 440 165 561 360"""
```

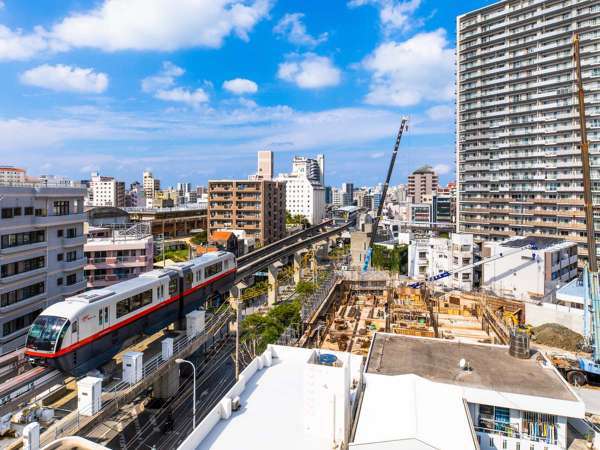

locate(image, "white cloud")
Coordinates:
426 104 453 121
348 0 421 33
155 87 209 107
20 64 108 93
273 13 328 47
142 62 208 106
277 53 341 89
222 78 258 95
141 61 184 93
370 151 385 159
362 29 454 106
433 163 451 175
0 0 272 61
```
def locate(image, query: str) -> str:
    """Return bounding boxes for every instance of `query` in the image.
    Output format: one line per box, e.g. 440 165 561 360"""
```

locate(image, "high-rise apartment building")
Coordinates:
207 180 286 245
292 155 325 185
257 150 274 180
408 166 439 203
0 180 86 353
456 0 600 262
341 183 354 206
143 171 160 203
87 172 125 207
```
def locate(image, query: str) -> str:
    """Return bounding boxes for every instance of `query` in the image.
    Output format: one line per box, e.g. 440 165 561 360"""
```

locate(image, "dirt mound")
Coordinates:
532 323 583 352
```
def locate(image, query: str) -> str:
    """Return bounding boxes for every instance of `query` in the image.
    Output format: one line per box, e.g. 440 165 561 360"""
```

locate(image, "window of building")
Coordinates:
53 201 70 216
57 277 63 286
0 282 45 307
66 251 77 262
34 208 45 217
2 309 41 337
57 230 64 238
0 230 45 249
66 228 77 238
66 273 77 285
1 208 13 219
1 256 45 278
24 207 33 216
57 253 64 261
13 207 21 216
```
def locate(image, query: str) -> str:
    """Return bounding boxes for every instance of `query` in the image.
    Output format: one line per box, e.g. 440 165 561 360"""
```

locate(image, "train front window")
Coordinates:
26 315 69 352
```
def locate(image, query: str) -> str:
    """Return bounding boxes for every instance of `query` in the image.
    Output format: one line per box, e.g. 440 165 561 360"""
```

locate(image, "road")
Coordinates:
106 336 236 450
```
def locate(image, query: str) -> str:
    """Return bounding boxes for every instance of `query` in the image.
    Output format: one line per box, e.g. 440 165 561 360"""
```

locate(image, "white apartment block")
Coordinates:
456 0 600 263
277 156 326 225
0 181 86 354
481 235 578 301
408 233 475 291
143 171 160 201
87 172 125 207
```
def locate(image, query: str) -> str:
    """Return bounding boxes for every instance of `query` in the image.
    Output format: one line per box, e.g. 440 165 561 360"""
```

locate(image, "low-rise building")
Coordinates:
126 205 207 240
84 224 154 288
482 236 578 302
363 333 586 450
209 230 239 256
408 233 474 291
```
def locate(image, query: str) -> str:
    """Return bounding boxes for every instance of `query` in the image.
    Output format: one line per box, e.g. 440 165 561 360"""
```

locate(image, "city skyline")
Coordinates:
0 0 488 186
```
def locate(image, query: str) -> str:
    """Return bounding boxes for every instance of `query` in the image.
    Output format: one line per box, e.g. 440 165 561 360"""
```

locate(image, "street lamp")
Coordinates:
175 358 196 430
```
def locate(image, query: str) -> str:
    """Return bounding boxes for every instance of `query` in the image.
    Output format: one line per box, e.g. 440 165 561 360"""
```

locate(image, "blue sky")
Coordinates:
0 0 490 188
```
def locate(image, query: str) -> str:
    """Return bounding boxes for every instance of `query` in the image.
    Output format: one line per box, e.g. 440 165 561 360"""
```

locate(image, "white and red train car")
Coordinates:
24 252 236 376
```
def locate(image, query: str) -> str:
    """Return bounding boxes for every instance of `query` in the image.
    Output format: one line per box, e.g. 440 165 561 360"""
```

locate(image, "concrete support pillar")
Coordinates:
268 262 283 307
152 364 180 399
230 282 248 380
293 252 303 284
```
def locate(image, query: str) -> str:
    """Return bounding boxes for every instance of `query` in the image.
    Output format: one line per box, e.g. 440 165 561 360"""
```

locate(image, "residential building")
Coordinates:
408 165 438 203
276 157 326 225
363 333 586 450
456 1 600 263
0 180 86 353
432 193 453 224
0 166 26 184
408 233 475 291
482 236 578 302
292 155 324 185
209 230 239 256
125 181 145 207
143 171 160 204
257 150 273 180
341 182 354 206
87 172 125 207
331 187 343 207
409 203 432 225
84 223 154 288
207 180 286 245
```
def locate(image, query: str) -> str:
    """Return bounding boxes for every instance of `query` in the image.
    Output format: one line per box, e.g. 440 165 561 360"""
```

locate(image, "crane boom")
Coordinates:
362 118 408 271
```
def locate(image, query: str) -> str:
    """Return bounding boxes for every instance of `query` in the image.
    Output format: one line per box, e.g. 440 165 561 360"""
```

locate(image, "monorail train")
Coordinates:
24 252 236 376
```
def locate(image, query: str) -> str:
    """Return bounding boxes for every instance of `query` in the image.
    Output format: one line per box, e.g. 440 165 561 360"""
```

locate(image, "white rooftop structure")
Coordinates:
178 345 363 450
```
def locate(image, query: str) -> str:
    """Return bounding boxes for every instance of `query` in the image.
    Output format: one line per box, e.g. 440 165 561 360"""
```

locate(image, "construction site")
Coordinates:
302 270 526 357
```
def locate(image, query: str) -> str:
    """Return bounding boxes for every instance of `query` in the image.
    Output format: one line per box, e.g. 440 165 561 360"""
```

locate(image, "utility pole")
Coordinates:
573 33 597 272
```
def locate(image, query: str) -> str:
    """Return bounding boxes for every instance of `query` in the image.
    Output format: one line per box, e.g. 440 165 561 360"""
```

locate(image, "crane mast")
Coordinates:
362 118 408 271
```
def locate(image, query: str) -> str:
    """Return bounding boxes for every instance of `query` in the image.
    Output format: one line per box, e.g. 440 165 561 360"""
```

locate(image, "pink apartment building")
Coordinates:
84 225 154 288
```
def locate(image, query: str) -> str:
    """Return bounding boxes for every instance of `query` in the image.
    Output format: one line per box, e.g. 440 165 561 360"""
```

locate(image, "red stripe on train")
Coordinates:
25 269 236 359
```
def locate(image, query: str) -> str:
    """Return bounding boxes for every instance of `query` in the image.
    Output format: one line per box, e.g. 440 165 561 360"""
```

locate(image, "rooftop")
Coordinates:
178 345 363 450
499 235 575 251
557 276 585 304
366 334 584 417
211 230 234 241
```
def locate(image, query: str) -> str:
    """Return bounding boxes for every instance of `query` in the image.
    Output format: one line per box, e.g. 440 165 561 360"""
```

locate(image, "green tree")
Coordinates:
371 244 408 274
295 280 316 299
190 231 207 245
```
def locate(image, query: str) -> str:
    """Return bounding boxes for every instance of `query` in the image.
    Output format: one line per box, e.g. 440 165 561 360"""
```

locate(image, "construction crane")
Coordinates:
362 117 408 271
548 34 600 386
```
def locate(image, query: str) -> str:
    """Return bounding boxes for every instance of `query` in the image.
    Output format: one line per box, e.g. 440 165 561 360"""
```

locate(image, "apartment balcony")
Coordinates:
556 209 584 217
0 292 46 315
0 267 46 285
555 198 583 205
85 256 148 269
61 257 86 271
558 222 586 231
62 279 86 295
209 185 232 192
209 195 233 202
0 241 47 256
33 213 85 228
61 235 85 247
475 428 560 450
236 205 260 211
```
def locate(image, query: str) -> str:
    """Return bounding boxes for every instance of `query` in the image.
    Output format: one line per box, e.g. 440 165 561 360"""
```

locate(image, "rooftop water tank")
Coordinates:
509 329 530 359
319 353 338 366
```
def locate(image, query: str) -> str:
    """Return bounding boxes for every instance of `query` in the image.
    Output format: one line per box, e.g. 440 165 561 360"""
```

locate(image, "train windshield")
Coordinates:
26 315 69 352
